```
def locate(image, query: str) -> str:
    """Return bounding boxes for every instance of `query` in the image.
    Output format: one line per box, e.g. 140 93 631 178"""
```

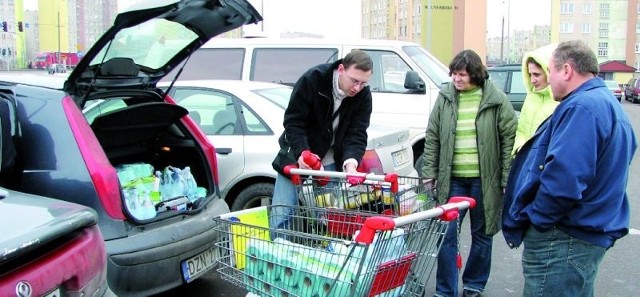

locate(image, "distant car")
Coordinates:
487 64 526 111
624 77 640 103
0 0 262 296
88 80 418 210
603 80 622 101
0 188 107 297
47 63 66 74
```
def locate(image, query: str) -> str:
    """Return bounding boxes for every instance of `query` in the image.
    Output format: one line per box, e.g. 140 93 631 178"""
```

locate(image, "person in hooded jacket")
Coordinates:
421 49 517 297
512 44 559 154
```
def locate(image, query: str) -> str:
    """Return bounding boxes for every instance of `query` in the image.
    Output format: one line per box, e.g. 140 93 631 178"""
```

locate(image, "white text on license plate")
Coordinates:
392 149 410 166
181 246 219 282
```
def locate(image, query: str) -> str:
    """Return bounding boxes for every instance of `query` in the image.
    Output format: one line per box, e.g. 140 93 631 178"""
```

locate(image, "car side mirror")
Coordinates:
404 71 426 94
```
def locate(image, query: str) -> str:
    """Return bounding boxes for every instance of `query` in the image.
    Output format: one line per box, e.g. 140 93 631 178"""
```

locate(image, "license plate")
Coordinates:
181 246 219 282
392 149 410 166
44 288 61 297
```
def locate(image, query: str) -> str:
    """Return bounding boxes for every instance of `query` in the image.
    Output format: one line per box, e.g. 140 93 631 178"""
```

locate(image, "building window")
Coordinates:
637 22 640 33
584 3 592 14
599 3 610 18
636 42 640 53
561 2 575 14
582 23 591 33
597 42 608 57
560 22 574 33
599 22 609 38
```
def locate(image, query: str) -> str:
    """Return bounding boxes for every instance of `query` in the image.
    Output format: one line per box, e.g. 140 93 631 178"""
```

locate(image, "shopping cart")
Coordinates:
287 168 437 217
213 197 475 297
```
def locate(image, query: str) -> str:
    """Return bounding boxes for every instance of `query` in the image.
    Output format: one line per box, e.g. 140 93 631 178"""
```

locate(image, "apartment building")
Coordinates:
552 0 638 80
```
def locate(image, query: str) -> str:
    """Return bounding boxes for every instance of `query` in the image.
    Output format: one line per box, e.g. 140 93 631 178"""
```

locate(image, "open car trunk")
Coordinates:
85 91 214 220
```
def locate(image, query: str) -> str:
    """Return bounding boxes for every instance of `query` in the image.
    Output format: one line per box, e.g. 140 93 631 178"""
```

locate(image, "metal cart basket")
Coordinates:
287 168 437 217
213 197 475 296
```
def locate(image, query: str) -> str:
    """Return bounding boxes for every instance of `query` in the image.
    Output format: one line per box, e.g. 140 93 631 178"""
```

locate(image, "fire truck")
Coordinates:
34 52 80 70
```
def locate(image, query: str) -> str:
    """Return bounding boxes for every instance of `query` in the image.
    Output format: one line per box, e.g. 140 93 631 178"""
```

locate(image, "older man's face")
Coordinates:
547 57 565 102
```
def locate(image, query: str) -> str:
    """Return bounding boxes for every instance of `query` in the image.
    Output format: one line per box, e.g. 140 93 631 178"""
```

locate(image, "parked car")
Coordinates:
604 80 622 101
624 77 640 103
487 64 526 111
0 0 261 296
85 80 418 210
0 188 108 297
161 37 452 172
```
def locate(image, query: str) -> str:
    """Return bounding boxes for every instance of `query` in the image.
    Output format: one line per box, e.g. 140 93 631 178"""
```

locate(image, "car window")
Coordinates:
90 19 198 70
402 45 450 86
251 48 339 86
362 50 414 93
163 48 245 81
509 70 526 94
171 88 271 136
252 86 293 109
84 99 127 124
488 70 508 91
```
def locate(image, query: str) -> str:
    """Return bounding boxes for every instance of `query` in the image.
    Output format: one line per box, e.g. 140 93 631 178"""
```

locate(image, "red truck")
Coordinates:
34 52 80 71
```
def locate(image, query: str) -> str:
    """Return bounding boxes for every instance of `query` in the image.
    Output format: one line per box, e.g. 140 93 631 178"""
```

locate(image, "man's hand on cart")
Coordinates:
299 150 323 170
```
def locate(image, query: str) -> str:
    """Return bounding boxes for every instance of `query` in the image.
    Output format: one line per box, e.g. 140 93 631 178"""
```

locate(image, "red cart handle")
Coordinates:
284 151 329 185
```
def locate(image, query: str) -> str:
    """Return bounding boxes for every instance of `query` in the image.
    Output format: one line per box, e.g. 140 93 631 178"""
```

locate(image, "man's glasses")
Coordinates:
343 73 368 88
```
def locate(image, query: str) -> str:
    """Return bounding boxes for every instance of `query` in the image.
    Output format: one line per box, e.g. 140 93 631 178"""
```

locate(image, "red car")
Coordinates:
0 188 107 297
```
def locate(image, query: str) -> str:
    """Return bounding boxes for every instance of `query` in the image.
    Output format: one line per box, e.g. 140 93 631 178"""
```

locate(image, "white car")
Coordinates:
158 80 418 210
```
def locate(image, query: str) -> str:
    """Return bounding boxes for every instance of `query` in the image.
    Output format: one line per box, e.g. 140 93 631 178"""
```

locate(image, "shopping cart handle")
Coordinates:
346 174 366 185
439 196 476 221
354 216 396 244
283 165 302 185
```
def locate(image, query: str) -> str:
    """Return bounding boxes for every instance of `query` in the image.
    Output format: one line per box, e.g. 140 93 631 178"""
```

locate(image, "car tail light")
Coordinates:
62 97 125 220
164 95 220 186
358 149 384 174
0 225 107 296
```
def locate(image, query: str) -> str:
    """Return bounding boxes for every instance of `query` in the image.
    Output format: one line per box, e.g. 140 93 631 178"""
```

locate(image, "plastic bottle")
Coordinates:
182 166 198 202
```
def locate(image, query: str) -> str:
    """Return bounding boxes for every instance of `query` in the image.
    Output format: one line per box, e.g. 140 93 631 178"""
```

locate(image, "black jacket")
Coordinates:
272 59 372 176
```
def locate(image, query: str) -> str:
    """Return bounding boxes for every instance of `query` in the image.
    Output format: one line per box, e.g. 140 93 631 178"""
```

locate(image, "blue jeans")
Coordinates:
522 226 606 297
270 163 336 231
435 177 493 297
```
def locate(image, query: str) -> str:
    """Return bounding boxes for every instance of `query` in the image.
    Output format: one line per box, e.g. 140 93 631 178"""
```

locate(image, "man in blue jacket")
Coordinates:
503 40 637 296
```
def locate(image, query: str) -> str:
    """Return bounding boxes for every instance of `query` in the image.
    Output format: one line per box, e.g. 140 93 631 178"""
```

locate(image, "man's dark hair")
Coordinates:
342 49 373 72
551 40 599 76
448 49 488 86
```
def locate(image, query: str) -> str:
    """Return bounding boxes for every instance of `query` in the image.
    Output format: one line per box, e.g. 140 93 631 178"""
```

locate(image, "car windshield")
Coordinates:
402 46 451 86
252 87 293 109
605 81 619 88
89 18 198 70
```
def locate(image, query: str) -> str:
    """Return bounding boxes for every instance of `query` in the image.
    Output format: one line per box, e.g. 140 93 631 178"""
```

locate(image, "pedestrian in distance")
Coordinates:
270 49 373 229
502 40 638 297
421 49 517 297
512 44 559 154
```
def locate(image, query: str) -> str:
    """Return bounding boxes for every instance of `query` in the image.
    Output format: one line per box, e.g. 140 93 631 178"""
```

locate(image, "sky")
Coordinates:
23 0 551 39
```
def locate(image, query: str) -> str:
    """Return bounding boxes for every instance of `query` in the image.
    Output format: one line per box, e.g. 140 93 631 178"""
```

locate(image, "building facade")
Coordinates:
552 0 638 73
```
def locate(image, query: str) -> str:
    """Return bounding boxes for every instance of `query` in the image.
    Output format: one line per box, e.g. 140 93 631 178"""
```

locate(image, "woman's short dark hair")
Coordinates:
448 49 488 87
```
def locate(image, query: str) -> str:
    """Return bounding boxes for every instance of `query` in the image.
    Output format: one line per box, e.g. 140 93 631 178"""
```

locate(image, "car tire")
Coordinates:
414 153 425 177
230 182 274 211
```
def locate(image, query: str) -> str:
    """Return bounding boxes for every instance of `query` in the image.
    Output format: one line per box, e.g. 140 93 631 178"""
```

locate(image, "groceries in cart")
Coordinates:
116 162 207 220
288 167 437 216
213 197 476 297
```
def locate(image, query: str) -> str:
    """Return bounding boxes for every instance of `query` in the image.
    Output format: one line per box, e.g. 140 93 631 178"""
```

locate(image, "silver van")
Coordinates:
165 37 451 169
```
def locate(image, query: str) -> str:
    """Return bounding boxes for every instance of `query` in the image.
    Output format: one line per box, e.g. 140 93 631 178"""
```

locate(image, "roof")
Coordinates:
599 60 636 73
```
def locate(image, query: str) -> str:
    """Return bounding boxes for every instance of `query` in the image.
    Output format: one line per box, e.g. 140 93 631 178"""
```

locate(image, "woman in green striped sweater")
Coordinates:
421 49 517 297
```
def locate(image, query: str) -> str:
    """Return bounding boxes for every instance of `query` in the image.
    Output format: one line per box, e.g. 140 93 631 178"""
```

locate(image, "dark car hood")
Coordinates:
0 188 98 262
63 0 261 105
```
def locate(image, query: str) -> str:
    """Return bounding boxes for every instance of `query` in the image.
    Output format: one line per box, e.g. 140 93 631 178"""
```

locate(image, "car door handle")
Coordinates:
216 148 232 155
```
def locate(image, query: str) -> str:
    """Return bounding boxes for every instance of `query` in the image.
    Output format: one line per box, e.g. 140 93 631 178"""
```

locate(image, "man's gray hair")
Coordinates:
551 40 599 76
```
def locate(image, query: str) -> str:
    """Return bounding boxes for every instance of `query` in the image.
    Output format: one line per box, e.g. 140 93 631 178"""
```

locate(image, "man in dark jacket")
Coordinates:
270 50 373 229
503 40 637 296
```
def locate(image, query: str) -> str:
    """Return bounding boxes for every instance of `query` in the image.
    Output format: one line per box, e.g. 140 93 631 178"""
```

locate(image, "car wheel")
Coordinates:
634 96 640 104
230 182 274 211
414 152 425 177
